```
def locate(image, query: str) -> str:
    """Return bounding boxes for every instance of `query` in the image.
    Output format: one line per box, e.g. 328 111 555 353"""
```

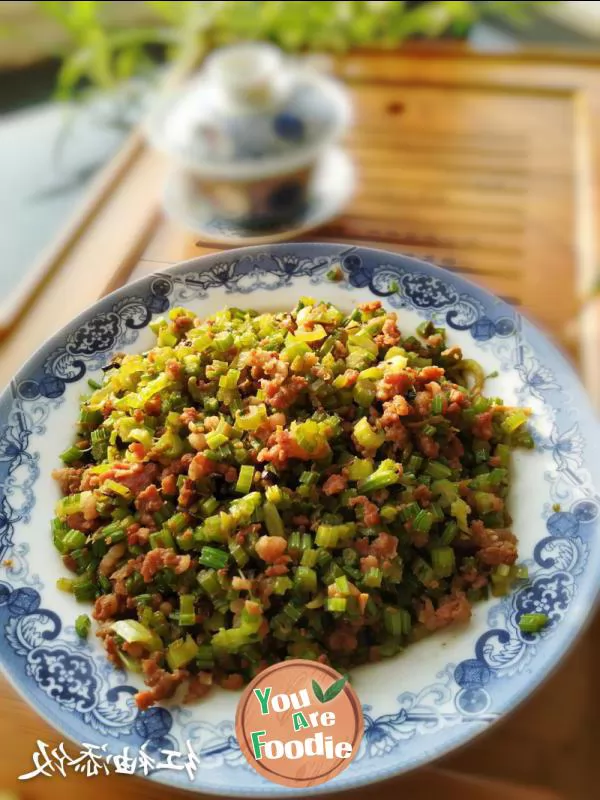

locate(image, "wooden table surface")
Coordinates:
0 46 598 800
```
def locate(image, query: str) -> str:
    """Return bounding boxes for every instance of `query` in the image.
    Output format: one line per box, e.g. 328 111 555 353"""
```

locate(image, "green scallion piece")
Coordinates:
315 523 355 548
167 635 199 669
73 580 97 602
399 608 412 635
425 460 452 480
363 566 382 588
75 614 91 638
273 576 293 595
201 497 219 516
353 418 384 451
518 613 549 633
334 574 350 595
206 432 229 450
101 479 133 501
263 502 284 537
287 531 302 555
229 541 249 567
299 470 319 486
407 454 423 474
60 445 86 465
265 484 283 505
196 644 215 668
219 368 241 389
148 529 174 550
400 502 420 521
283 602 302 622
124 572 144 596
502 411 529 435
430 394 444 415
199 547 229 570
430 546 456 578
294 566 318 593
413 509 434 534
197 569 222 597
380 504 398 522
346 458 374 481
51 518 70 553
300 549 318 567
213 332 234 352
327 597 347 613
179 594 196 626
358 469 399 494
412 556 435 586
235 465 255 494
135 594 153 607
441 520 458 544
383 607 404 637
62 529 87 551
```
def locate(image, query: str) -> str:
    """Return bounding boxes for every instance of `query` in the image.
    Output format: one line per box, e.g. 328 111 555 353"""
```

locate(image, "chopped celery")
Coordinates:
60 445 86 465
167 635 199 669
327 597 347 613
178 595 196 626
451 498 471 533
347 458 374 481
295 566 318 593
353 418 385 450
315 523 355 548
236 405 267 431
263 502 284 537
518 613 549 634
235 465 255 494
199 546 229 569
502 410 529 434
212 625 259 652
110 620 162 651
431 546 455 578
265 484 283 505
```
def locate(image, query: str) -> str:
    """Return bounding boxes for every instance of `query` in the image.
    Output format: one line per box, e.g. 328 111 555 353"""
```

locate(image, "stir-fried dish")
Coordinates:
52 299 534 709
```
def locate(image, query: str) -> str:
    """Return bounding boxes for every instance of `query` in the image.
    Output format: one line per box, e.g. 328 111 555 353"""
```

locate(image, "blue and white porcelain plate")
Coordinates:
1 244 598 796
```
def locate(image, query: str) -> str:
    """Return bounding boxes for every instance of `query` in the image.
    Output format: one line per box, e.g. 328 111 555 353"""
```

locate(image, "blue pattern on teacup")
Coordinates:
185 83 336 164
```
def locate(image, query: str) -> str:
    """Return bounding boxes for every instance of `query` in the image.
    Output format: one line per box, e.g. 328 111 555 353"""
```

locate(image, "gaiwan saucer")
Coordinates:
162 147 355 245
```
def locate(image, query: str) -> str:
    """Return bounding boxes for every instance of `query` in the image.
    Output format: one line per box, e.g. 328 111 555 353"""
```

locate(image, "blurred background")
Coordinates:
0 4 599 800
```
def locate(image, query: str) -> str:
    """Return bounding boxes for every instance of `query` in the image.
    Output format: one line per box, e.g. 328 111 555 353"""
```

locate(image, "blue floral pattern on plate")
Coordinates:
0 244 598 797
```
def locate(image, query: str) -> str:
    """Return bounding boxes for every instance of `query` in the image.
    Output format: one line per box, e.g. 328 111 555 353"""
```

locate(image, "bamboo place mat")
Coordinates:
0 46 599 800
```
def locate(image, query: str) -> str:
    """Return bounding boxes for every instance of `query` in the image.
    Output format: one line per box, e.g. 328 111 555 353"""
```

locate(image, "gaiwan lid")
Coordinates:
146 43 351 180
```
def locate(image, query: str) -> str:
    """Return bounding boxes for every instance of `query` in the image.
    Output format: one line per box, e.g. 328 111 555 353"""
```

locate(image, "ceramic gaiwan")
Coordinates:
146 43 352 229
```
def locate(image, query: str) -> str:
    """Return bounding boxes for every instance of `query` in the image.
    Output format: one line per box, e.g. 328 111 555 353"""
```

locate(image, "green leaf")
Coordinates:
323 675 348 703
70 1 100 32
146 0 187 24
311 679 325 703
42 0 545 103
55 50 92 100
37 1 74 27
